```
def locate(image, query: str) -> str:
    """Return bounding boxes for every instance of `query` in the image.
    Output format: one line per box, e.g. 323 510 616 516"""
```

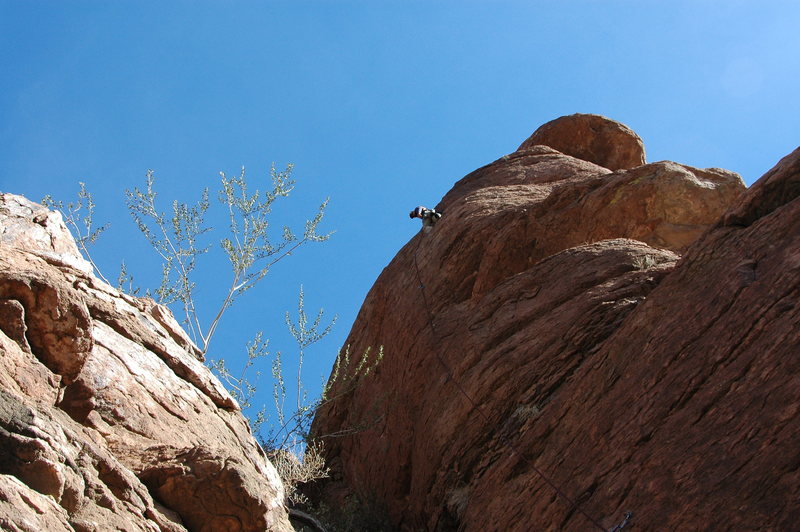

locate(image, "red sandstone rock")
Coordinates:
0 194 293 531
431 137 742 302
518 113 646 170
0 475 74 531
140 445 291 532
464 146 800 531
0 193 92 275
306 119 800 531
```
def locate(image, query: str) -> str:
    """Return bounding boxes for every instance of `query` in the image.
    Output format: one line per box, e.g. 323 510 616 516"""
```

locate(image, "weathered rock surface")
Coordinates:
518 113 647 170
0 193 293 531
306 117 800 531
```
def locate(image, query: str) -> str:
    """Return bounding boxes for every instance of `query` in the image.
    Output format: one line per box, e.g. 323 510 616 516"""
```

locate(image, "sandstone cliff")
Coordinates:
0 194 293 531
310 114 799 530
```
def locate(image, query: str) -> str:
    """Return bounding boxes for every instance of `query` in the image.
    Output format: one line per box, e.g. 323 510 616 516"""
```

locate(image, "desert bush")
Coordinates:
44 168 382 514
124 164 330 354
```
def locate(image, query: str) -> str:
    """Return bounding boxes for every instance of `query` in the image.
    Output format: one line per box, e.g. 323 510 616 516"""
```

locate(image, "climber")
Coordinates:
409 205 442 233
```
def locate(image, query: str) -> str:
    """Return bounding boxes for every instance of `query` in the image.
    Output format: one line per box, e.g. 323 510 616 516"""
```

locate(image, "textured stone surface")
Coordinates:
140 446 286 532
0 387 184 532
0 253 93 385
0 474 74 532
0 193 293 531
306 121 800 531
518 113 646 170
0 193 92 275
475 146 800 531
431 135 742 302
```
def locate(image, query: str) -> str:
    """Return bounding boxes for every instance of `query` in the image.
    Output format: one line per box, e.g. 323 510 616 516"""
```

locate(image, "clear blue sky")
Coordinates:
2 1 798 437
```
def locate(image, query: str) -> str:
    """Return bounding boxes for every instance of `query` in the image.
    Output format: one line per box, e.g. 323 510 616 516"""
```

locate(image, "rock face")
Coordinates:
307 116 800 530
518 113 647 170
0 194 293 531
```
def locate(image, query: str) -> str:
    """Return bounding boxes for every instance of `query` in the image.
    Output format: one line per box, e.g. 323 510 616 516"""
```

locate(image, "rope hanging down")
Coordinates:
411 236 632 532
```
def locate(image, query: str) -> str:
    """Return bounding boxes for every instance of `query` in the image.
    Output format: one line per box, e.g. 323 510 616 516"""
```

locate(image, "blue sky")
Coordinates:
2 1 798 438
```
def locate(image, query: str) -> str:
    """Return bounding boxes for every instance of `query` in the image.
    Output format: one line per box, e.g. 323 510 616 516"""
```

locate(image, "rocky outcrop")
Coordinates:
518 113 646 170
305 116 800 531
0 194 293 531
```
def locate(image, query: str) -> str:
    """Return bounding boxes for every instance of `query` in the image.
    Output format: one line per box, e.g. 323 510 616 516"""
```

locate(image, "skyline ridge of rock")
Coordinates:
310 114 798 530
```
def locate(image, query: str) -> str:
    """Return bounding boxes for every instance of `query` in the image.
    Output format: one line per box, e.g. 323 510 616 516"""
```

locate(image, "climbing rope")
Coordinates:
411 236 632 532
609 511 634 531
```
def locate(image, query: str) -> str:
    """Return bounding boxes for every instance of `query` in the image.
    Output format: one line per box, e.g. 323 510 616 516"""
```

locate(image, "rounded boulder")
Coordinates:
518 113 646 170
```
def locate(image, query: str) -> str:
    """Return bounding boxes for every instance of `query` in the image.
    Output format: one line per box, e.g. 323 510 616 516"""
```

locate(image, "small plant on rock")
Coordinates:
125 164 330 354
45 168 384 523
42 182 111 284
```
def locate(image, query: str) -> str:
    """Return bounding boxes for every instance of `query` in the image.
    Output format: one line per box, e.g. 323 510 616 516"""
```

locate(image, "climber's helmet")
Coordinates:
410 206 426 219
